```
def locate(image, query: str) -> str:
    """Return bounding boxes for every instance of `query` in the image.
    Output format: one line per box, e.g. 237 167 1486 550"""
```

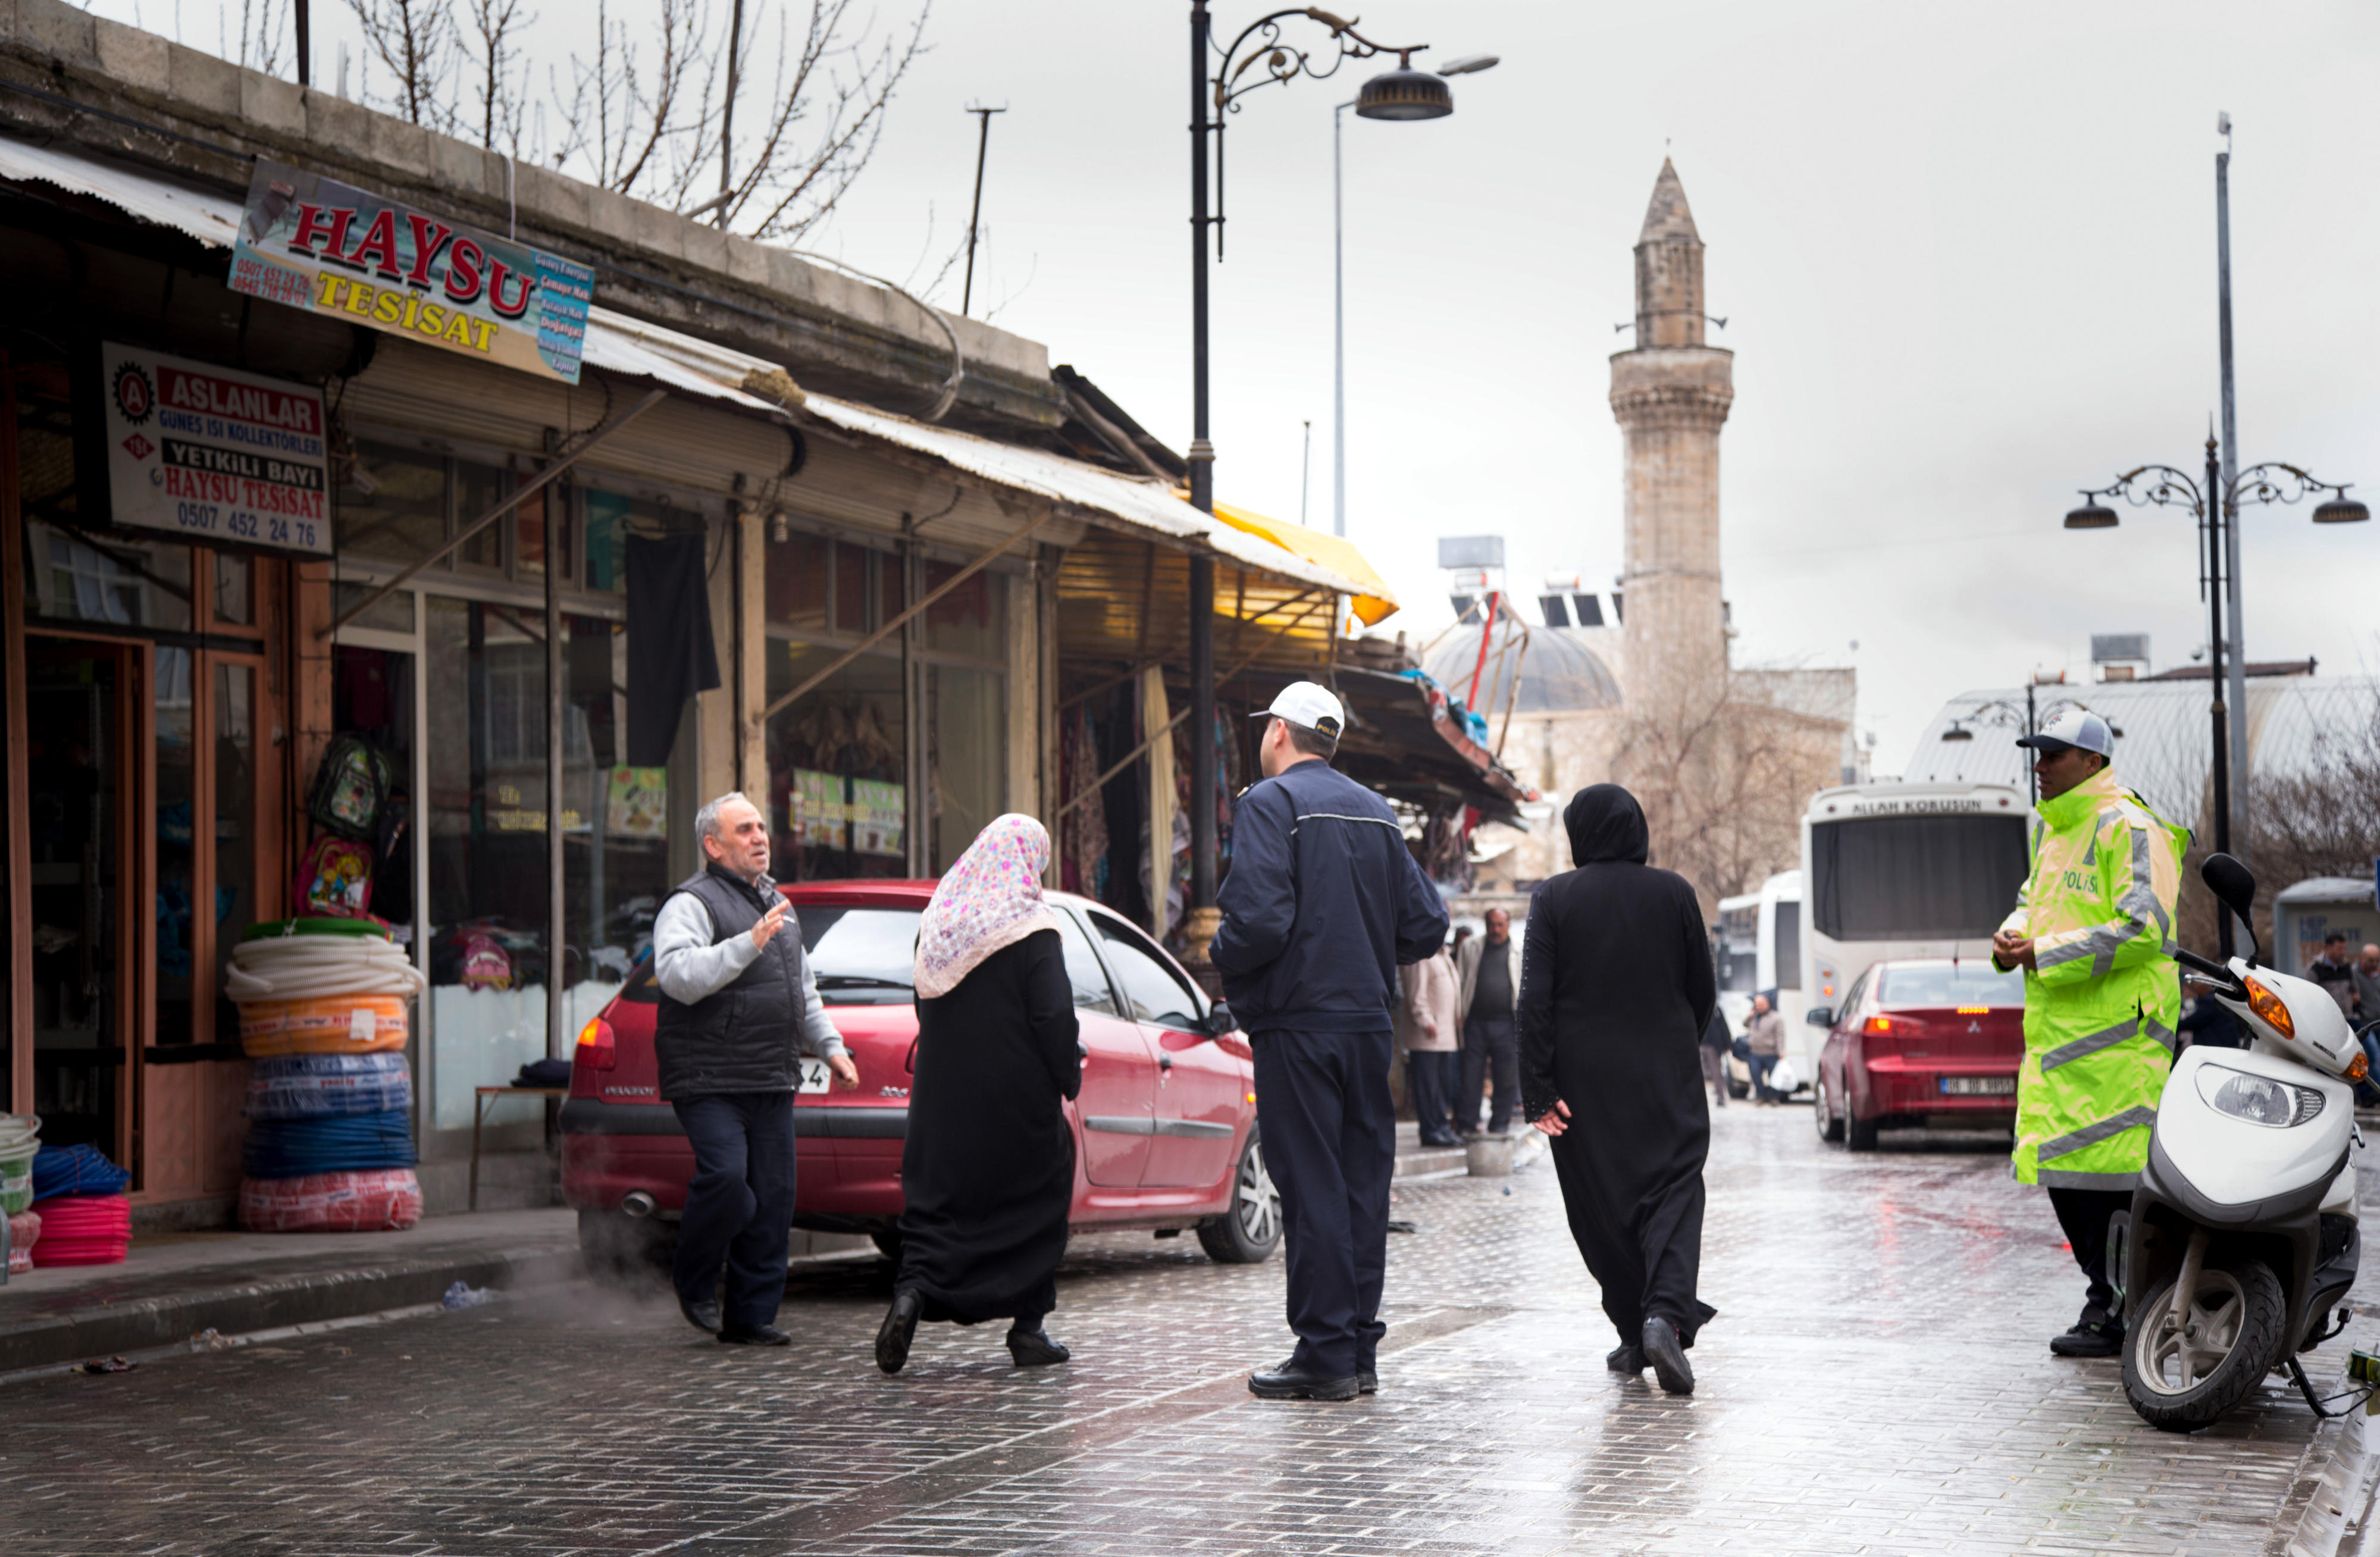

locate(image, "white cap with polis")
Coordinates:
2016 707 2115 760
1254 681 1345 741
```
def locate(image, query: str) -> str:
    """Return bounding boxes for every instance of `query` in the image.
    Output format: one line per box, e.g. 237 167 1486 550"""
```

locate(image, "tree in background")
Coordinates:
343 0 929 241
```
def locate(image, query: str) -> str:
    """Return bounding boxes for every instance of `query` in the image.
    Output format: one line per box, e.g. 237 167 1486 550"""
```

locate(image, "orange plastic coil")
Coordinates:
239 995 411 1056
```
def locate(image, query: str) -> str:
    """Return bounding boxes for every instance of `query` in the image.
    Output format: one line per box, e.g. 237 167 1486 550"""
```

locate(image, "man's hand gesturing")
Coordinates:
751 898 789 951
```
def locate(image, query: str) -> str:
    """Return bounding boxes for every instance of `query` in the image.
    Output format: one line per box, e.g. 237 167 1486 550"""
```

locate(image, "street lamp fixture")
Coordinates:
1355 51 1452 119
2313 493 2371 525
1435 54 1501 76
2062 500 2120 530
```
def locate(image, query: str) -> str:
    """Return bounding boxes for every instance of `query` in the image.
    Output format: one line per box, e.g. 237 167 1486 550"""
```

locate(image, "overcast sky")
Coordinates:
92 1 2380 771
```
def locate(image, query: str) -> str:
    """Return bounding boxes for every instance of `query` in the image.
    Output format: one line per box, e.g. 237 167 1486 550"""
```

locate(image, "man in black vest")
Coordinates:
654 791 857 1344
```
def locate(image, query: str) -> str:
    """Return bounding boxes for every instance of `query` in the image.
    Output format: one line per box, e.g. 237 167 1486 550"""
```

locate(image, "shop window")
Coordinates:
331 582 416 634
765 642 906 881
830 541 870 634
212 663 258 1042
423 596 551 1130
927 664 1005 873
154 646 197 1046
925 562 1005 660
214 552 254 626
338 441 446 563
584 490 630 595
562 613 671 1014
455 458 509 572
25 528 192 631
518 484 568 581
766 532 829 632
27 644 126 1155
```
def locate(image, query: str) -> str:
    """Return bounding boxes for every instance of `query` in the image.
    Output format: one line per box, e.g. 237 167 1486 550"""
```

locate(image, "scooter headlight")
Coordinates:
2194 1063 2326 1128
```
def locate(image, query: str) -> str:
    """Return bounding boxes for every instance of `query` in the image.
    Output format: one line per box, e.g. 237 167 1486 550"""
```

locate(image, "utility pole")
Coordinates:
2215 112 2249 854
962 105 1006 317
717 0 745 225
1333 100 1352 537
294 0 311 87
1299 419 1312 527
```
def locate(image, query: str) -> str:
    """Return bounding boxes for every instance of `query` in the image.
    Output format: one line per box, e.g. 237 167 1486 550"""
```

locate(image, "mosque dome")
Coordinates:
1423 622 1623 715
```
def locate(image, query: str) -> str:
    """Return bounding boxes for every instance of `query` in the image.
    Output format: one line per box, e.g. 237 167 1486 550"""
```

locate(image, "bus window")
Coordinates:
1774 902 1802 990
1810 814 2027 941
1718 905 1759 992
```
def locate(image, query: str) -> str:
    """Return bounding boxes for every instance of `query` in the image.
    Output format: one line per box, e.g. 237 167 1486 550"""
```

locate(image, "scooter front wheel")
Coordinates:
2121 1257 2285 1433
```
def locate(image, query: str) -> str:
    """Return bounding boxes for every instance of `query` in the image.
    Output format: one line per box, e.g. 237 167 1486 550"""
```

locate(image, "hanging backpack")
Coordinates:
306 736 392 842
295 835 375 919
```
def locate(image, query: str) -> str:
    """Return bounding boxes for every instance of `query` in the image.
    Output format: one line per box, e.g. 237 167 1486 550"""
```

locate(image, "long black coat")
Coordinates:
1517 785 1720 1346
896 928 1082 1324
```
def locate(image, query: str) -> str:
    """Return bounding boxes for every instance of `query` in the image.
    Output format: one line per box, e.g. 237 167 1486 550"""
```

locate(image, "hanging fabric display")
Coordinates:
625 531 722 766
1061 706 1107 899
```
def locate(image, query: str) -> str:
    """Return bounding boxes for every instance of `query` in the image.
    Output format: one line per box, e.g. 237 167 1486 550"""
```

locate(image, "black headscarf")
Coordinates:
1565 784 1650 867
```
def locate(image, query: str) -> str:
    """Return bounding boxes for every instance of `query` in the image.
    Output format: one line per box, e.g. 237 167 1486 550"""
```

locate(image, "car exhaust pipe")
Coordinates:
620 1191 658 1219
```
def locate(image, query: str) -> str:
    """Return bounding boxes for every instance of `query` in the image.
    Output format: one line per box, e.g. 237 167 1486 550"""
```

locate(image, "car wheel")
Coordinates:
1197 1126 1282 1264
1843 1089 1879 1152
579 1208 672 1282
1816 1076 1845 1144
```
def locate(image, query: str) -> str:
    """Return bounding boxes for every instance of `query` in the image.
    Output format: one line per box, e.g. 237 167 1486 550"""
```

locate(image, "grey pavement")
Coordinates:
0 1104 2368 1555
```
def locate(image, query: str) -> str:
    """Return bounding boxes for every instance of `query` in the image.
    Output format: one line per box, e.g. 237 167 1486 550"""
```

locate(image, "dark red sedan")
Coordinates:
1811 959 2025 1150
561 881 1280 1269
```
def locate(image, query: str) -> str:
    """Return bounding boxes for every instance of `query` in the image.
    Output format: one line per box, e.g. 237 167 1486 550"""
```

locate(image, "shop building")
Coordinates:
0 0 1528 1226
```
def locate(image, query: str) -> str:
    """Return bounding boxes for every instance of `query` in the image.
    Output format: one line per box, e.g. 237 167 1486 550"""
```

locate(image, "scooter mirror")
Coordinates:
2200 853 2262 963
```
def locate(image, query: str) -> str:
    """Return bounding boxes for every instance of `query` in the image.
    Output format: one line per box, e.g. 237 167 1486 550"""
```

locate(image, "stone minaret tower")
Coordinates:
1610 159 1733 701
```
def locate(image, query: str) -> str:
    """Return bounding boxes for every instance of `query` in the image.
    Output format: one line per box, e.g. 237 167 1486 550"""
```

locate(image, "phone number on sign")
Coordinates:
174 500 320 549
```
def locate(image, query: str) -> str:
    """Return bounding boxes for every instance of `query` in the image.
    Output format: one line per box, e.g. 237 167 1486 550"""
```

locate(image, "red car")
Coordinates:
562 881 1281 1270
1811 958 2026 1149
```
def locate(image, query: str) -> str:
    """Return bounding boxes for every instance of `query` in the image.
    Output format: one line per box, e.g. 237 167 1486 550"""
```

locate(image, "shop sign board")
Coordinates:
606 768 668 838
227 158 593 386
794 769 847 851
94 342 331 554
850 779 904 858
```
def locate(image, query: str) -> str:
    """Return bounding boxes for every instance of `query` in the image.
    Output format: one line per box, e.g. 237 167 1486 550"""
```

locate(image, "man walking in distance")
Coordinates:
1455 908 1523 1137
1991 710 2186 1359
1213 683 1449 1401
654 792 859 1344
1744 992 1785 1104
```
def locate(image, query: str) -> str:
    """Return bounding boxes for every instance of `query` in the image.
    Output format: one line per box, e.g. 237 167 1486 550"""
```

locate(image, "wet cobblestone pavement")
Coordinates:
2 1104 2365 1555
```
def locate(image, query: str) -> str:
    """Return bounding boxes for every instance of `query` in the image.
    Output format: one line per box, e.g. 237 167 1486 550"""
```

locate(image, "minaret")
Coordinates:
1610 159 1733 702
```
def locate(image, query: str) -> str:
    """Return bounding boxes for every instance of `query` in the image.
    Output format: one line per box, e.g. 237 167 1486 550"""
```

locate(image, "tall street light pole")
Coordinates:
2215 114 2250 845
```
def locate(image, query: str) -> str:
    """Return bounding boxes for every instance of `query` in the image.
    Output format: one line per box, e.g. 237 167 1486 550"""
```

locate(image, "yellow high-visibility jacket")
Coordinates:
1997 766 2188 1189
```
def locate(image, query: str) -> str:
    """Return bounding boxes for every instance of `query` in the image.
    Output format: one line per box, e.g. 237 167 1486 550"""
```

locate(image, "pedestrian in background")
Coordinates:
876 815 1081 1374
1455 907 1522 1138
2350 945 2380 1106
1521 784 1718 1396
1744 993 1784 1105
1212 682 1449 1402
2310 932 2357 1019
654 792 859 1346
1698 1007 1731 1109
1398 947 1462 1148
1993 709 2185 1359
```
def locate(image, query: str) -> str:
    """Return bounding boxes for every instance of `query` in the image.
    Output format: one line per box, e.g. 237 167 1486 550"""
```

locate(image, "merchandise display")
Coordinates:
27 1193 131 1267
30 1143 131 1200
237 1169 424 1233
245 1054 414 1119
0 1113 37 1216
6 1208 37 1274
241 1111 418 1178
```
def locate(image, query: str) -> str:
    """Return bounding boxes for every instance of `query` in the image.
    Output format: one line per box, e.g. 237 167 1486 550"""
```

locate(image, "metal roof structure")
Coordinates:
1421 619 1624 715
1903 675 2379 826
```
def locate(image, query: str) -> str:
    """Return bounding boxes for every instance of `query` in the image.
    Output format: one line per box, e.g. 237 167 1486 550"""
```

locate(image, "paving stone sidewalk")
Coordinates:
0 1105 2364 1555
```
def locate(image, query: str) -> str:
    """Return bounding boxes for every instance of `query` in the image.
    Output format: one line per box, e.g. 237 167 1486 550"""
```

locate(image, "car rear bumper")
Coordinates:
1856 1061 2018 1118
560 1098 910 1217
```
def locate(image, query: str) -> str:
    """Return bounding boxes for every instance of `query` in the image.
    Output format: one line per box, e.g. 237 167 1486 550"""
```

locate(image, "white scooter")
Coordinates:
2116 854 2366 1433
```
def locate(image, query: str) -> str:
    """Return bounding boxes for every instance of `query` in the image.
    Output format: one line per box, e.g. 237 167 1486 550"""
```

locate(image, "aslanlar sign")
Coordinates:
95 343 331 554
227 158 592 384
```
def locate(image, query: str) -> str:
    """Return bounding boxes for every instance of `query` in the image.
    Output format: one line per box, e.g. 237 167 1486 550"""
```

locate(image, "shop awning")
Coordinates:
1211 504 1398 626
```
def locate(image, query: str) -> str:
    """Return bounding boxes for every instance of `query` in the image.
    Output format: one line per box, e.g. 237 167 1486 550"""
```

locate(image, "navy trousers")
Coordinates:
672 1091 797 1329
1405 1050 1460 1145
1253 1027 1395 1380
1460 1014 1520 1135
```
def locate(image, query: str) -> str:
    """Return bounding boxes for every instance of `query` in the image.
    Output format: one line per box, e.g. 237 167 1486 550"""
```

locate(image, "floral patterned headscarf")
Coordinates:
914 813 1059 1000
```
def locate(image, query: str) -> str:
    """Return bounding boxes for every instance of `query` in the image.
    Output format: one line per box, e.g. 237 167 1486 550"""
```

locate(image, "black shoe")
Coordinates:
678 1296 722 1334
1248 1357 1360 1401
718 1322 791 1346
2049 1320 2122 1358
1358 1369 1378 1395
1642 1318 1695 1395
1606 1344 1646 1373
1006 1326 1071 1367
876 1289 922 1374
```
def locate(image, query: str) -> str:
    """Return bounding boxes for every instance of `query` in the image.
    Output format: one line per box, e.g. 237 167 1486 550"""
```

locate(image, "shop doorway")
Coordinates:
24 638 136 1163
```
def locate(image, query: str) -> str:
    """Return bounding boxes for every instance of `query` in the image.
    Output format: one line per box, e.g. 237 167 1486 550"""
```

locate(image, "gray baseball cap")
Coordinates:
2016 707 2115 759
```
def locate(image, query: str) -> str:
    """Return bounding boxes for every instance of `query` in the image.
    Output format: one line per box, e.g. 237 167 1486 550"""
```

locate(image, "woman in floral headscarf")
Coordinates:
875 814 1083 1374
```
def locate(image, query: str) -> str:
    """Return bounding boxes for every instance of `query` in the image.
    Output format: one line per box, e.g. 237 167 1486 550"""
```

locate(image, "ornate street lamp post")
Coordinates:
2063 440 2366 955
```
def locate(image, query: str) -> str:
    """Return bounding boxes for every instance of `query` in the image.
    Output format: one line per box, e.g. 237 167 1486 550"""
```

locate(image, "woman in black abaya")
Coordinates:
875 814 1082 1374
1520 784 1718 1395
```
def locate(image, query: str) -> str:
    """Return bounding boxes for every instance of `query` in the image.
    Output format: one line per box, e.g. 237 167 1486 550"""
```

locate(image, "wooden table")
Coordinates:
469 1085 571 1211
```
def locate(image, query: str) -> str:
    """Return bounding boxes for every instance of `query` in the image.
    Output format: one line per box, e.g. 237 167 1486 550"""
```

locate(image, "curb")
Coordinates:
0 1242 581 1376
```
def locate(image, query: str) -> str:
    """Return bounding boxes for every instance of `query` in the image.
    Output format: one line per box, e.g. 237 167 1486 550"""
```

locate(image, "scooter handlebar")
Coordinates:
2175 948 2244 991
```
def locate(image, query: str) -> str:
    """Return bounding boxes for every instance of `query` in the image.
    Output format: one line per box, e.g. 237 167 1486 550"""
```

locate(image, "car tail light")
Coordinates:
1864 1016 1893 1035
1956 1006 1988 1015
2240 976 2296 1039
576 1016 616 1070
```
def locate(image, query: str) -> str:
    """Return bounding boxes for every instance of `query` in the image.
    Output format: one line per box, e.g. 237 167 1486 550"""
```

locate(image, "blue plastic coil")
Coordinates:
30 1144 131 1199
241 1111 419 1179
245 1053 415 1120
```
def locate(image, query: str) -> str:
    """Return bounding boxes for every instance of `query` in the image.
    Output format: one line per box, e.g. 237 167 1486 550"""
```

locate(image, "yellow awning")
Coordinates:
1211 503 1399 626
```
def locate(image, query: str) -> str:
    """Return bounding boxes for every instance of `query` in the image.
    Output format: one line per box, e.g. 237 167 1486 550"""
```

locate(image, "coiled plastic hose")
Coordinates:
239 1170 423 1233
227 933 426 1001
242 1111 418 1178
246 1054 414 1120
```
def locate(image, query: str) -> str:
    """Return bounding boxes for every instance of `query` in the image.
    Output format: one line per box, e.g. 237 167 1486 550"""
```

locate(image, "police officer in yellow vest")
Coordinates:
1991 707 2188 1359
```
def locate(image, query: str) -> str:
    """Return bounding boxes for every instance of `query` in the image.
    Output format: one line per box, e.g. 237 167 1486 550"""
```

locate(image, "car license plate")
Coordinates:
1939 1075 2015 1096
797 1057 830 1094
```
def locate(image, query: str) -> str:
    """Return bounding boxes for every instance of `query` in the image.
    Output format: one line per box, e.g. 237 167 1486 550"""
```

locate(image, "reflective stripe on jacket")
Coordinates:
2000 767 2188 1189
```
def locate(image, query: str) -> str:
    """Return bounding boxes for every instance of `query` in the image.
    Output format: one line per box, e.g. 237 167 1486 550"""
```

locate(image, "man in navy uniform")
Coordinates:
1212 682 1449 1401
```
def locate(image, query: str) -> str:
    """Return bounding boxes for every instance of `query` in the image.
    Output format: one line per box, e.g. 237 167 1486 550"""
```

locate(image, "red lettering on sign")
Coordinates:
157 366 322 436
288 203 355 260
484 259 537 320
404 214 455 287
346 207 403 279
443 237 485 305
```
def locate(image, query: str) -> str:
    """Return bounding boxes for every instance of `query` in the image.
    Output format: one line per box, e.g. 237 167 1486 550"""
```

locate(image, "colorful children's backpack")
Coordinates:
295 835 374 919
306 736 393 842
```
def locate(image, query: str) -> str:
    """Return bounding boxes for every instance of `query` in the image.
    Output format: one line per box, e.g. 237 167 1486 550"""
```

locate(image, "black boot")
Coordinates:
875 1289 922 1374
1642 1317 1695 1395
1006 1324 1071 1367
1606 1343 1646 1373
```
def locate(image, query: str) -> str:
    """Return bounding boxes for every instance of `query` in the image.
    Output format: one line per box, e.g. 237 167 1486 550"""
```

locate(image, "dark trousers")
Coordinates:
672 1091 797 1329
1405 1050 1459 1145
1550 1132 1714 1349
1748 1052 1778 1103
2049 1185 2131 1327
1459 1014 1519 1134
1698 1046 1728 1106
1252 1027 1395 1380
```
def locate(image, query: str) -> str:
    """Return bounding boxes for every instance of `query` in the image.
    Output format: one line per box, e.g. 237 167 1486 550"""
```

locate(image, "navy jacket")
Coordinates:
1211 759 1449 1035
